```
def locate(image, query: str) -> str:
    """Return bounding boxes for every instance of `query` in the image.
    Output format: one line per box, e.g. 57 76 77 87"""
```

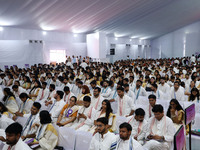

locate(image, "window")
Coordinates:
50 49 66 63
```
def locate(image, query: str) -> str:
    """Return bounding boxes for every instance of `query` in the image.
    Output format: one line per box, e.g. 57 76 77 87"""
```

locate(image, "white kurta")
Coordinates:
126 116 148 145
116 95 135 116
90 95 104 110
13 86 27 98
133 87 147 99
170 87 185 101
36 88 49 103
49 99 66 122
19 98 34 114
89 131 117 150
115 137 143 150
143 116 176 150
22 113 40 137
71 105 96 131
101 87 112 99
2 138 31 150
158 83 170 94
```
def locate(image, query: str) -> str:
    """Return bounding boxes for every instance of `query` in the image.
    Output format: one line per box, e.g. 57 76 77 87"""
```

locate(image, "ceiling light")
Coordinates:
130 39 132 41
115 38 118 40
0 27 3 31
73 34 77 37
42 31 47 35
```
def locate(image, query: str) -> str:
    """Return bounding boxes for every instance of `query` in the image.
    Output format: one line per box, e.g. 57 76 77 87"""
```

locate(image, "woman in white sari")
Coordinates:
29 80 41 101
28 110 58 150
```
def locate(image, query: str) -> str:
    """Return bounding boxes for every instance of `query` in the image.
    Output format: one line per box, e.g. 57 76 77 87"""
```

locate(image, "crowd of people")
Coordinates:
0 54 199 150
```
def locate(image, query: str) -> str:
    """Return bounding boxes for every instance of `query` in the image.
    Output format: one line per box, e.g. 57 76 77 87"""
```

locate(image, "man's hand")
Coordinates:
0 136 6 142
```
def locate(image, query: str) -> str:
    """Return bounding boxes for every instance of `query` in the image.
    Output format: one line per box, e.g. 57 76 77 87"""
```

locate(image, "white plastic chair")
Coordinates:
74 131 93 150
115 116 127 134
57 127 76 150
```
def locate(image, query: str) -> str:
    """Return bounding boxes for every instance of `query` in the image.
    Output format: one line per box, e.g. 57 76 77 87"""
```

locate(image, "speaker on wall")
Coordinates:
110 48 115 55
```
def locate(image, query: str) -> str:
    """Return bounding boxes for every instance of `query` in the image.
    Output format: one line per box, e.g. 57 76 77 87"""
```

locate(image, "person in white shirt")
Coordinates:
80 60 88 69
63 86 75 104
133 80 147 100
46 73 52 88
184 74 191 87
143 104 176 150
158 77 170 96
116 87 135 117
127 108 148 145
115 122 143 150
71 96 96 131
91 87 104 110
0 112 14 129
170 81 185 101
190 54 196 63
150 84 164 100
60 77 72 91
129 76 136 92
35 82 49 103
1 122 31 150
48 91 66 123
13 93 33 119
21 102 41 139
124 84 136 102
146 94 157 120
101 80 112 99
89 80 97 94
12 85 26 98
89 117 117 150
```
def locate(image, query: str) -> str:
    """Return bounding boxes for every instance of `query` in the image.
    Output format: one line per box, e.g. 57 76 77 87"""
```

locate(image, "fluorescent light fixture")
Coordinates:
42 31 47 35
40 25 56 31
115 38 118 40
0 27 3 31
130 39 132 41
73 34 77 37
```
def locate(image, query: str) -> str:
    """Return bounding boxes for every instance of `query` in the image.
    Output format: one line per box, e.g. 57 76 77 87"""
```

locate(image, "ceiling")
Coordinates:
1 0 200 39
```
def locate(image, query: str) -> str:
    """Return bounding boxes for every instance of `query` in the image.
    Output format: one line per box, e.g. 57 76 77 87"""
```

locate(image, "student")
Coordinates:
90 87 104 110
115 122 143 150
56 96 79 127
48 90 66 123
116 87 135 117
2 122 31 150
28 110 58 150
89 117 117 150
71 96 96 131
143 105 176 150
146 94 157 119
127 108 148 145
2 88 19 114
13 93 33 119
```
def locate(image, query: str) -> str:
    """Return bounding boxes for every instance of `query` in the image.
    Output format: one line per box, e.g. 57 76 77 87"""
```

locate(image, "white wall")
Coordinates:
151 20 200 58
0 27 87 69
106 37 151 62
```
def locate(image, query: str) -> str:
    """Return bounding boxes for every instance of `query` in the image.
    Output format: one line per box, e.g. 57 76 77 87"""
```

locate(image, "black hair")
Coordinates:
83 96 91 102
148 94 156 100
117 86 124 92
5 122 23 135
12 85 18 89
167 99 183 118
135 108 145 116
19 93 30 99
57 90 64 99
0 102 8 113
49 84 55 90
123 84 129 87
151 83 157 89
63 86 70 92
39 110 52 124
90 80 96 85
3 88 15 102
94 87 101 92
33 102 41 110
119 122 132 131
101 99 113 119
189 87 199 101
42 82 47 86
152 104 163 113
96 117 108 125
